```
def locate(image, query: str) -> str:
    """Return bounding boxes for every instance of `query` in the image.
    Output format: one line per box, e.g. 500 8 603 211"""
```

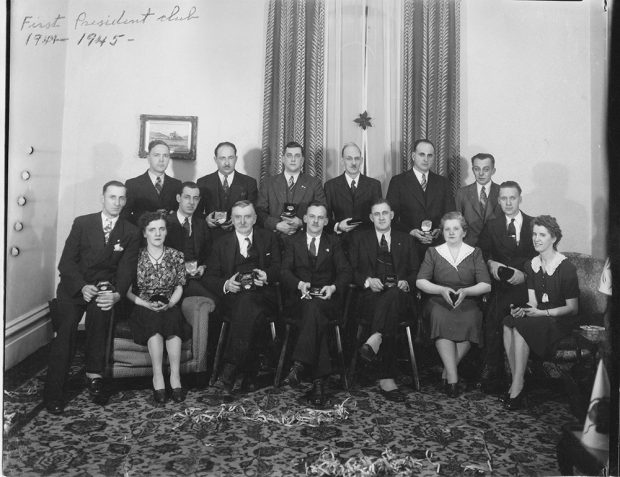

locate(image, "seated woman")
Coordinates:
126 211 189 404
503 215 579 410
416 211 491 397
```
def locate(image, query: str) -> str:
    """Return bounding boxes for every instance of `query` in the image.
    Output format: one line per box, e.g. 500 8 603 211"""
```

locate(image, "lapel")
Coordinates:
275 174 288 205
517 213 531 251
161 173 177 202
88 214 106 250
140 171 161 203
224 232 240 271
485 183 500 220
337 174 354 207
314 234 330 270
407 170 426 208
208 173 223 210
390 231 403 268
292 174 309 203
252 229 265 266
467 183 484 220
365 231 379 266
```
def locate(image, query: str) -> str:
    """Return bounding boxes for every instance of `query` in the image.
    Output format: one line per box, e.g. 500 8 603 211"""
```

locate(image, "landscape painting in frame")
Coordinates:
139 114 198 160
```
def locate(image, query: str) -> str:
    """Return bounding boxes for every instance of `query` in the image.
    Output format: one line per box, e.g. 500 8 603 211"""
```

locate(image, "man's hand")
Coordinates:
338 218 359 233
225 274 241 294
206 212 219 229
253 269 268 287
318 285 336 300
507 269 525 286
487 260 504 281
298 281 311 298
367 277 384 293
430 228 440 239
440 287 457 307
410 229 433 244
397 280 410 292
276 221 297 235
196 265 206 277
82 285 99 302
96 291 120 311
220 221 234 231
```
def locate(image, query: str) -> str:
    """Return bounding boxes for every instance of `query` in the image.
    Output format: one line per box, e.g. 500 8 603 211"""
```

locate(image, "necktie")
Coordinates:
103 218 113 244
288 175 295 191
351 179 357 195
420 174 427 192
480 186 488 214
223 176 230 194
245 237 252 258
155 176 162 195
309 237 317 257
380 234 389 253
183 217 191 236
507 218 517 240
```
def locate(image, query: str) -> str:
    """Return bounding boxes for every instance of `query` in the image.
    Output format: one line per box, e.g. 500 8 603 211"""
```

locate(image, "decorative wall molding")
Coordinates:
5 303 53 370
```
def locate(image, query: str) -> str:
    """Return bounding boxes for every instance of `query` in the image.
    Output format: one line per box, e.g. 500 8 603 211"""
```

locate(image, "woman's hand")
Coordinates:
523 306 544 317
453 288 468 308
440 287 457 307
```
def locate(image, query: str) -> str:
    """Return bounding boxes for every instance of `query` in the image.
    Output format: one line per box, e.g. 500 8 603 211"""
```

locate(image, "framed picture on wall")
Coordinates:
139 114 198 160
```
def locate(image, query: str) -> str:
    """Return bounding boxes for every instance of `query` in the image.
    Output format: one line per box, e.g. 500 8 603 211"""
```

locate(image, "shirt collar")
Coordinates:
147 170 165 185
344 173 361 187
219 171 235 185
435 242 476 269
531 253 566 276
177 210 192 224
306 233 321 245
285 172 300 184
235 229 254 244
101 212 119 227
412 167 428 184
476 182 492 196
375 229 391 244
505 211 523 227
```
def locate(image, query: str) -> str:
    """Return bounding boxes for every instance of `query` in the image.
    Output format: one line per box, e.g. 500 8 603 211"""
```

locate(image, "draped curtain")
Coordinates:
402 0 461 194
260 0 327 182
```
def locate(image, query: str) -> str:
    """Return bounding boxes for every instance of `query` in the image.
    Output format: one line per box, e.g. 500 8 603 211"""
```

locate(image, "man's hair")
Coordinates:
413 139 435 153
306 201 328 214
214 141 237 157
440 211 468 233
471 153 495 168
370 198 392 211
341 142 361 158
102 180 126 194
178 181 200 195
499 180 522 196
148 139 170 153
531 215 563 250
137 210 169 232
283 141 305 157
231 200 255 213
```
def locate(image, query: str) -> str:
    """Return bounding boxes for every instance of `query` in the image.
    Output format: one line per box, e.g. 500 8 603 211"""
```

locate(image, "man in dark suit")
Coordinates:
281 202 352 406
477 181 536 391
455 153 501 247
196 141 258 243
256 141 326 237
202 200 281 394
349 199 419 402
324 142 382 251
123 140 182 224
386 139 455 262
165 181 215 299
44 181 139 414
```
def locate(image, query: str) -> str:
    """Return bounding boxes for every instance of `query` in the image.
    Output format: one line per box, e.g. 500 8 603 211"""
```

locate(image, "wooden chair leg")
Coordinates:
274 323 291 387
334 324 349 391
348 324 365 387
405 325 420 391
209 322 229 386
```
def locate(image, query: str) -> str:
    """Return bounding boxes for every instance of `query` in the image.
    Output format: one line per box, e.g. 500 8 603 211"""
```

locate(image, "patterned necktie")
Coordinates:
309 237 317 257
480 186 488 214
155 176 162 195
223 176 230 194
351 179 357 196
420 174 427 192
103 218 113 244
380 234 389 253
245 237 252 258
183 217 191 236
288 175 295 191
507 218 517 241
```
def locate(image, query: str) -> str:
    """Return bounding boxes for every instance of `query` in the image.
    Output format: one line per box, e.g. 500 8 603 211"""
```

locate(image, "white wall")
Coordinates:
461 0 608 256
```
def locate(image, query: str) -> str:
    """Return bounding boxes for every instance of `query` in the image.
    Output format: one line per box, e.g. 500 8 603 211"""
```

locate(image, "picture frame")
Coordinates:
139 114 198 160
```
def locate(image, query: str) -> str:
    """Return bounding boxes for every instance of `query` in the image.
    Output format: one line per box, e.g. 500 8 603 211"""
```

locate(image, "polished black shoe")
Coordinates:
505 390 527 411
446 383 460 398
358 343 377 362
498 391 510 404
153 389 167 404
379 388 406 403
87 377 109 404
306 378 327 407
45 400 64 415
283 362 305 388
171 387 187 403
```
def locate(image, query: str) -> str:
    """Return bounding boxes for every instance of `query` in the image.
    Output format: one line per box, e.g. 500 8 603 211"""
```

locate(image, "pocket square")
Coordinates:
114 242 124 252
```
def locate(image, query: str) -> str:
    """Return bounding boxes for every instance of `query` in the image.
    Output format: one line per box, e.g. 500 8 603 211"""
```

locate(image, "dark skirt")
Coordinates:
424 296 483 344
129 304 191 346
503 313 578 359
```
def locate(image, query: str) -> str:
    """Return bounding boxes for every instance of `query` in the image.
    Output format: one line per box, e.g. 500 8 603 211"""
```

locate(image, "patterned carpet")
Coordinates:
3 348 581 477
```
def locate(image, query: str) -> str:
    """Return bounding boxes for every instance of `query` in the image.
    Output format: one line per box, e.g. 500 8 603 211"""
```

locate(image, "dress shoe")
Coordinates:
505 390 527 411
446 383 460 398
358 343 377 362
306 378 327 407
283 362 305 388
379 388 406 403
87 377 109 404
171 387 187 403
153 389 167 404
232 374 246 394
212 378 233 397
498 391 510 404
45 400 64 415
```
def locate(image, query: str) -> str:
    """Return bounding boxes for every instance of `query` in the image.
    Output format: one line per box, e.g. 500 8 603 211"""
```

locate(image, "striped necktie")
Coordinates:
420 174 427 192
155 176 162 195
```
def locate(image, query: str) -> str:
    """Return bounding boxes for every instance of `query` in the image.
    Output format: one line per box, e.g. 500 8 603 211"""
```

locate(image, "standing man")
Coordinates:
349 199 419 401
44 181 139 414
386 139 455 262
455 153 501 247
123 140 182 225
165 181 214 299
281 202 352 407
324 142 382 251
202 201 281 394
256 141 326 237
196 141 258 243
477 181 536 392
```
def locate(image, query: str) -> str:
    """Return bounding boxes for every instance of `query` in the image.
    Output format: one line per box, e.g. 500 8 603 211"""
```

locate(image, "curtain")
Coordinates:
260 0 327 182
402 0 461 193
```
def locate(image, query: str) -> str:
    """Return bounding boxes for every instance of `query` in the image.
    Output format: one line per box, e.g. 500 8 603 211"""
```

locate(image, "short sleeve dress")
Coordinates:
503 253 579 359
129 246 190 345
418 244 491 343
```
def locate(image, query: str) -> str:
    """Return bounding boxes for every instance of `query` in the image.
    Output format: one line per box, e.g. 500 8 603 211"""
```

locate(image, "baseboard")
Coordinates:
4 305 54 370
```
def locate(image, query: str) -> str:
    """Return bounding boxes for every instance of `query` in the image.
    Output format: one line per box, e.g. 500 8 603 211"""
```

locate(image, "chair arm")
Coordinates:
181 296 215 372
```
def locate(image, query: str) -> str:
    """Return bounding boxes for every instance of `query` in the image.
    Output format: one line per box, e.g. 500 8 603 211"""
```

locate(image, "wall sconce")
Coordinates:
14 222 23 231
10 247 20 256
21 170 31 181
17 196 27 206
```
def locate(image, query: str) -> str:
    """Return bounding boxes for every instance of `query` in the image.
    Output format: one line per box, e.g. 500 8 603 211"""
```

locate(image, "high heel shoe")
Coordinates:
505 389 527 410
499 390 510 404
153 388 167 404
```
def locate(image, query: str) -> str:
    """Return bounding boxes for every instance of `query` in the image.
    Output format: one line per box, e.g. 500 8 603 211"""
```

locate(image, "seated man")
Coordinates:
202 200 281 394
349 199 419 401
44 181 139 414
281 202 352 406
165 181 215 300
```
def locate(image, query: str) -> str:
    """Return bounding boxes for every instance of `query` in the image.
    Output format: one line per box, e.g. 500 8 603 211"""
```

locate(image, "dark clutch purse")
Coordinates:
497 266 515 281
238 271 257 291
280 203 298 219
149 294 169 304
384 274 398 289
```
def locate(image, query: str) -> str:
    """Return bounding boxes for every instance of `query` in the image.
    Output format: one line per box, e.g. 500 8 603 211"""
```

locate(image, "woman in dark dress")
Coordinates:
126 211 189 403
503 215 579 410
416 212 492 397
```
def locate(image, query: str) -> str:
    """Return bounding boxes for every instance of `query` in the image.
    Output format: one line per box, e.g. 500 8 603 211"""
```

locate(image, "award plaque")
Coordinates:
497 266 515 281
238 271 257 291
384 274 398 288
149 294 169 304
185 260 198 276
421 220 433 233
96 281 116 293
213 211 228 225
309 286 324 297
280 203 298 219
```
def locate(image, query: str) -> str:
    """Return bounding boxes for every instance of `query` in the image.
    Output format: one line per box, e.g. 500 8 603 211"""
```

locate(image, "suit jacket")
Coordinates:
123 171 182 224
281 233 352 294
455 182 501 247
478 212 536 273
349 229 419 289
324 173 382 232
202 227 281 298
196 170 258 218
256 172 326 232
164 214 212 266
57 213 139 300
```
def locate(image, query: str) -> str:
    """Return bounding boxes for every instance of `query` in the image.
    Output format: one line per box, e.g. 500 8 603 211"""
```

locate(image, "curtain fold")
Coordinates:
402 0 460 193
261 0 327 182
